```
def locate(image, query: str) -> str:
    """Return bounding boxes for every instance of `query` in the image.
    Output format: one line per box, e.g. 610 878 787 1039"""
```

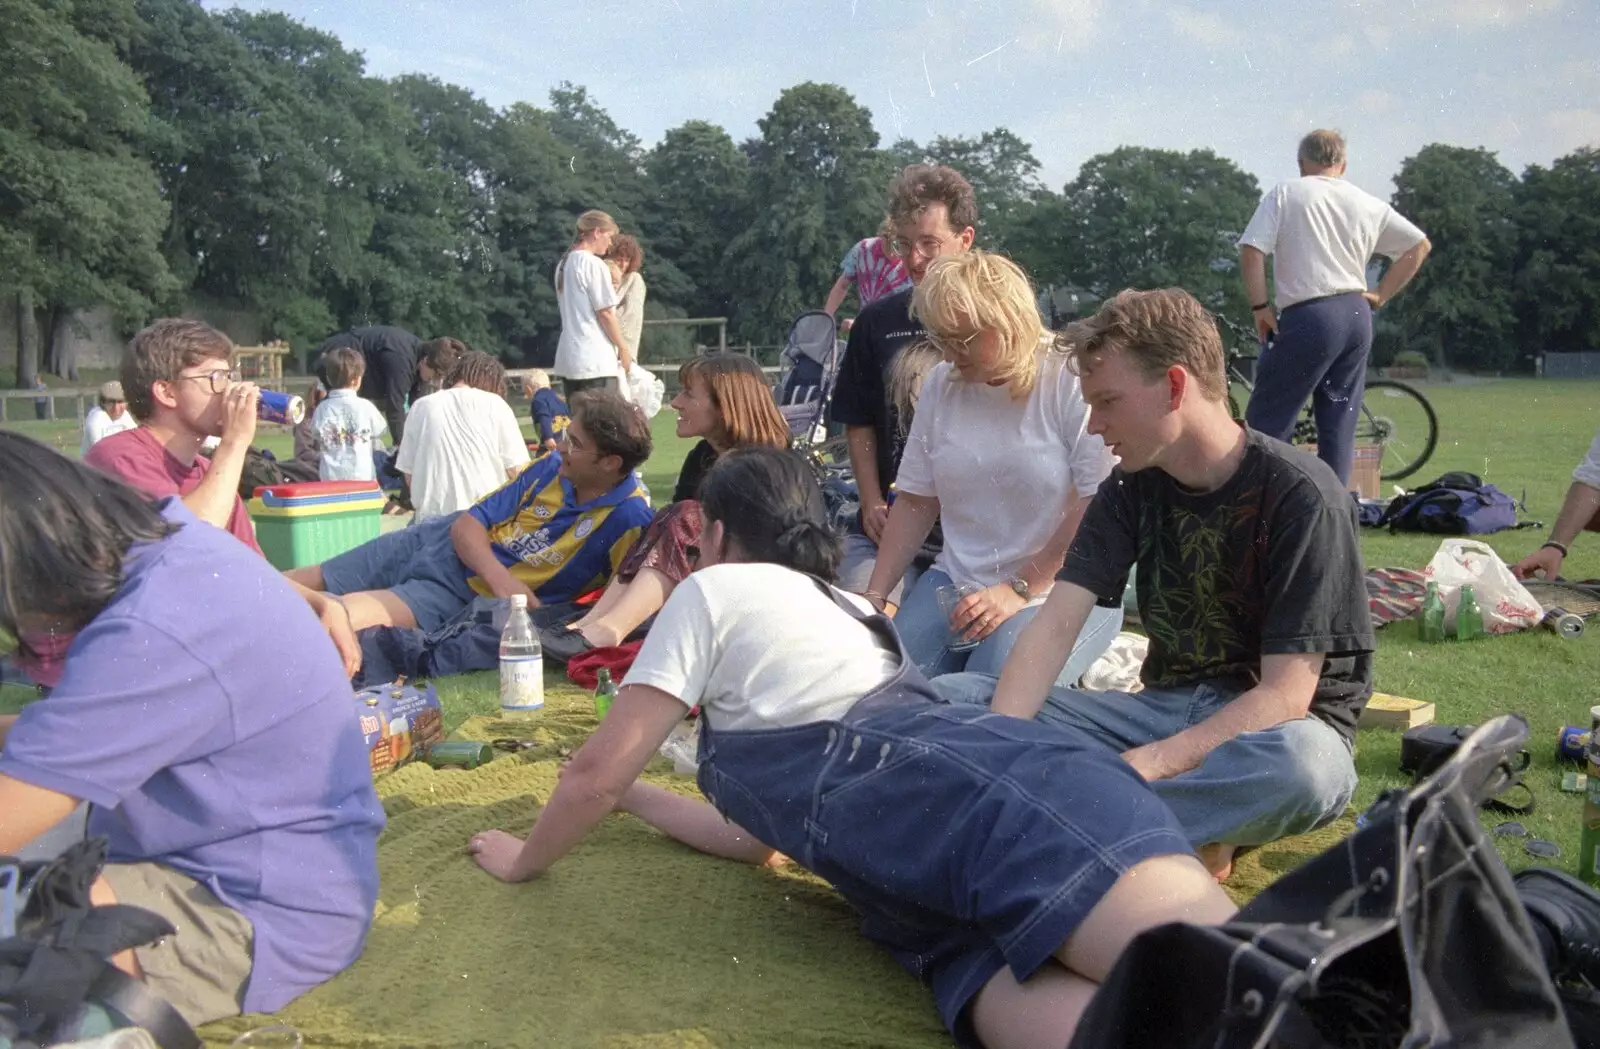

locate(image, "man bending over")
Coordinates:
939 289 1374 879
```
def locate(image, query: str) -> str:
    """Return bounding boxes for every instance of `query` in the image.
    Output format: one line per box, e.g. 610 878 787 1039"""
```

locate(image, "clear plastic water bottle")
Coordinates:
499 594 544 718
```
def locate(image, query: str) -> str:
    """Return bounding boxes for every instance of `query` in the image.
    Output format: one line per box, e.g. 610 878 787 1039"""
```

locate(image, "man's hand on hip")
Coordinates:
1253 308 1278 342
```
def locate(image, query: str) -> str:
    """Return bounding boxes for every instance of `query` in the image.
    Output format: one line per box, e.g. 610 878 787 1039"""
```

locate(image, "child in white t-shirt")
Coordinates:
312 346 388 482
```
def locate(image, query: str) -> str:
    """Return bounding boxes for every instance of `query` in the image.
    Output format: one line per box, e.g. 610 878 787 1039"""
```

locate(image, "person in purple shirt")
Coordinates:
0 432 384 1026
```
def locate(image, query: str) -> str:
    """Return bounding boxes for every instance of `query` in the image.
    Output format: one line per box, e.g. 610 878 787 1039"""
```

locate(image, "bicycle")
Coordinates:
1218 315 1439 482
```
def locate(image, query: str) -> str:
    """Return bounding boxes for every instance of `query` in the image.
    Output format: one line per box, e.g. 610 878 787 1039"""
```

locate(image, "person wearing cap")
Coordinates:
79 380 138 456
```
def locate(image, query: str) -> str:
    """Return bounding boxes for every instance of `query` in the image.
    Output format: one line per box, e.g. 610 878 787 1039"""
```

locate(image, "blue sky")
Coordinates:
211 0 1598 197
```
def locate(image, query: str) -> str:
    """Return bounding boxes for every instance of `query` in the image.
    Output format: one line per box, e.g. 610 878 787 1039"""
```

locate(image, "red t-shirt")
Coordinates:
84 427 262 554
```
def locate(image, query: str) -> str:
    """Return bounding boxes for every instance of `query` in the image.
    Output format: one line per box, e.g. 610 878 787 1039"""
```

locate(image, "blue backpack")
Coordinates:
1378 472 1525 536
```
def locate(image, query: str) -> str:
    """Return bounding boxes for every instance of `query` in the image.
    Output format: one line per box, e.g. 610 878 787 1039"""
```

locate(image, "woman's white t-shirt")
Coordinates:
553 250 621 380
624 563 899 733
894 351 1114 589
394 386 532 520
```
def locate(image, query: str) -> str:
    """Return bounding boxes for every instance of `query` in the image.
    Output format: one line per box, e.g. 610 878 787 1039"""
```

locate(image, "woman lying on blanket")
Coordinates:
467 446 1236 1049
539 353 790 662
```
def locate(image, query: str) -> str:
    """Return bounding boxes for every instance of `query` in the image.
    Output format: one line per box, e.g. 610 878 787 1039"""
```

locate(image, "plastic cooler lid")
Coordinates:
254 481 381 499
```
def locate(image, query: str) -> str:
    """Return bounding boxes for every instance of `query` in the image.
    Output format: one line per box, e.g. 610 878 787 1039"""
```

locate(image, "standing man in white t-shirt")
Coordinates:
1238 129 1431 484
553 210 631 400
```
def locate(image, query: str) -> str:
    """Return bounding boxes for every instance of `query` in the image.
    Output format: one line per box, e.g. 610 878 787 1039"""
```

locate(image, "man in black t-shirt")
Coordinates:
828 164 976 606
940 288 1374 881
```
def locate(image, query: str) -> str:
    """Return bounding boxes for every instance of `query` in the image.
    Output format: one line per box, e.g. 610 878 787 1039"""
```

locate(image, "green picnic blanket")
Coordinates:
200 701 951 1048
198 694 1355 1048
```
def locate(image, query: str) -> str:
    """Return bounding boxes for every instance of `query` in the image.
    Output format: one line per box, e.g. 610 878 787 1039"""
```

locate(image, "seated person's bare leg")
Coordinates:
569 575 628 628
971 853 1233 1047
284 565 326 591
337 589 419 631
89 875 143 980
1059 853 1237 981
970 965 1097 1049
573 567 673 648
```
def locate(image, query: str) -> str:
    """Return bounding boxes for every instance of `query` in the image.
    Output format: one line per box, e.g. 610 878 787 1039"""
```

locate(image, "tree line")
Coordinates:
5 0 1597 385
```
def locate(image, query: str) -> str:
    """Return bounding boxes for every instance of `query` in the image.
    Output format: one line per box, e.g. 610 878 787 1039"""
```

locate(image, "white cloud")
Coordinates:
1165 8 1245 49
1358 89 1395 116
1342 0 1563 31
1015 0 1104 54
1541 108 1600 154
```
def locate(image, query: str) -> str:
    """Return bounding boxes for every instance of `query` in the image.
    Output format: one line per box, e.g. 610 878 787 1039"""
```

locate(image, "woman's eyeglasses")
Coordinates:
926 331 980 358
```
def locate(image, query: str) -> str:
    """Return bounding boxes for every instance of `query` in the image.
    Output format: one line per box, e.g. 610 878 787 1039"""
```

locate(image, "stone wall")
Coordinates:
1 293 268 379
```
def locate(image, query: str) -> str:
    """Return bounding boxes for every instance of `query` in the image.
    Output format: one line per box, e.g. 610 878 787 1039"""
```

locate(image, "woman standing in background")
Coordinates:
609 234 648 370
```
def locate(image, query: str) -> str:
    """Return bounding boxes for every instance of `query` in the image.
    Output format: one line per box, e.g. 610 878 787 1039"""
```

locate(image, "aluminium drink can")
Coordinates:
258 390 305 425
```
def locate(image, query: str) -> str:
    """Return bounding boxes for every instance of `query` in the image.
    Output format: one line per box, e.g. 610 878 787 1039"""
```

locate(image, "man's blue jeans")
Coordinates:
932 674 1357 848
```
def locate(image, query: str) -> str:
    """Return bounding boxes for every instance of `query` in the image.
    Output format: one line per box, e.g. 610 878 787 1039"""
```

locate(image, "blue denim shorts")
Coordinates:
319 512 477 632
699 698 1196 1046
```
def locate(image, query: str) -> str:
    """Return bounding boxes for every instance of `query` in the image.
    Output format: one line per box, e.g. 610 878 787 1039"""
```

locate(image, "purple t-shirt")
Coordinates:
0 500 384 1014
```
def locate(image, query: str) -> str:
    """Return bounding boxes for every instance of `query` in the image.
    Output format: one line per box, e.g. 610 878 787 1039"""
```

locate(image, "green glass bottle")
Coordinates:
1455 584 1485 642
1582 736 1600 885
594 668 618 720
1419 581 1446 643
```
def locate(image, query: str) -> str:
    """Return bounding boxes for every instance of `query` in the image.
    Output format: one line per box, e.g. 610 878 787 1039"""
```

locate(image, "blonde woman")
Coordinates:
863 250 1121 683
608 234 648 365
554 210 629 399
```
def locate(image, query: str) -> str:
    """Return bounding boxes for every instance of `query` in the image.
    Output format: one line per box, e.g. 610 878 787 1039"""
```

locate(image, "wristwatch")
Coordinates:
1006 577 1031 601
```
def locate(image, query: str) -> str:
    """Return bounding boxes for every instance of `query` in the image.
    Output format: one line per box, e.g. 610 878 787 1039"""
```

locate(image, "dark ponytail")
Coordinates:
699 447 840 581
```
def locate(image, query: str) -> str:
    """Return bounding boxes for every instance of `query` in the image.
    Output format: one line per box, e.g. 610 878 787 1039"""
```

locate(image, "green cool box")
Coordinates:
247 481 386 571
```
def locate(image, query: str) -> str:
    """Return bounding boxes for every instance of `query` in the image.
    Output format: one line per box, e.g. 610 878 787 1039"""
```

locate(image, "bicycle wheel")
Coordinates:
1358 380 1438 481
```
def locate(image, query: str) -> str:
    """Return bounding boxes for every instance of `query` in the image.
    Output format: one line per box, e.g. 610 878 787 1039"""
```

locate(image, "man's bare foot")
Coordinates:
1198 843 1237 882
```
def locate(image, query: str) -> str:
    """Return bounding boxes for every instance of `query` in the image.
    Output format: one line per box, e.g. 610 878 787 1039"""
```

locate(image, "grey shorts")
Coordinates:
103 862 255 1028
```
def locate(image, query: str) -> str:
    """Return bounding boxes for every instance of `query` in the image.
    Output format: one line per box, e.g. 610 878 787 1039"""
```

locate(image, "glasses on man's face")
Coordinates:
891 233 954 260
559 430 593 457
926 330 981 358
175 368 241 394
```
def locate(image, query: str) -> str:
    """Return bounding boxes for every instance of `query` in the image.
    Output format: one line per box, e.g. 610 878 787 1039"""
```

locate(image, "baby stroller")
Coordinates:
772 310 849 477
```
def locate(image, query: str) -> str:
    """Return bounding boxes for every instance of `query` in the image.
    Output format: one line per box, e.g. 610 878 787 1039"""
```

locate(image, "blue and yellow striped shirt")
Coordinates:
464 453 652 602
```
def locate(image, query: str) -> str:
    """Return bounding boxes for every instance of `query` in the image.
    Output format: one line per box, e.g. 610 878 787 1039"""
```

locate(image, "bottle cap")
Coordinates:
510 594 528 608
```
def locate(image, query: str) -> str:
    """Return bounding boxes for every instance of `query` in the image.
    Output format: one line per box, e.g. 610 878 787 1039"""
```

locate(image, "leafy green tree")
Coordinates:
1388 144 1518 371
1513 147 1600 358
1056 147 1260 321
355 75 499 349
132 5 372 350
1 0 174 382
644 120 751 321
724 83 894 341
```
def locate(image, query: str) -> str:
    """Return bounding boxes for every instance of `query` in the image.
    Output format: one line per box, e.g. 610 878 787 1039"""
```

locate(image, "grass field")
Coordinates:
3 378 1599 891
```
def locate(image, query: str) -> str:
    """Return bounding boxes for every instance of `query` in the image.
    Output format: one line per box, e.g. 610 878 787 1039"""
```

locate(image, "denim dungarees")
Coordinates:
691 578 1193 1045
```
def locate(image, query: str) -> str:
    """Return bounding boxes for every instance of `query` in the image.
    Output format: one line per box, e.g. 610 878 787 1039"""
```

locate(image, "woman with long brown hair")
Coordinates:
607 234 648 367
541 352 789 660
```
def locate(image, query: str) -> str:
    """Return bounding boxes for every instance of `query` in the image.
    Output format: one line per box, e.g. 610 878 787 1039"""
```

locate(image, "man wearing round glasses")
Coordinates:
86 321 262 554
829 164 977 610
86 319 363 675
